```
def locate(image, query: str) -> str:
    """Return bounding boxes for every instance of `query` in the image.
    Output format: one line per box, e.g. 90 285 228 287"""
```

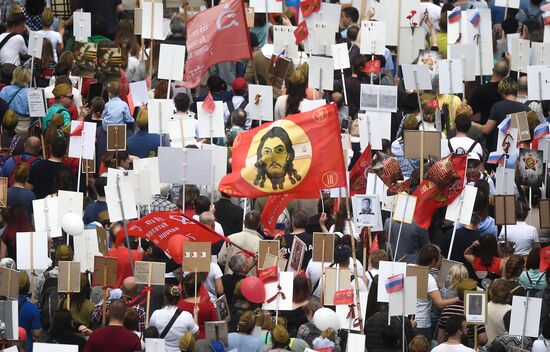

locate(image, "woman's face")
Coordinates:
120 158 131 170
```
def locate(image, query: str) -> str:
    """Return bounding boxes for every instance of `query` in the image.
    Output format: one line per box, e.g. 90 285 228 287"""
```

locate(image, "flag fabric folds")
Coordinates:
349 144 372 196
385 274 404 293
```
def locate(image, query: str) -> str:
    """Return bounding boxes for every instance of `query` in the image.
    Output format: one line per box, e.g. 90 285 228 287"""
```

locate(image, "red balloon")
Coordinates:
167 235 189 264
241 277 266 304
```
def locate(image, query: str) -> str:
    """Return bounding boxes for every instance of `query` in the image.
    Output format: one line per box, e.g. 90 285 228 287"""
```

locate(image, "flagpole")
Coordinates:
447 155 469 260
77 129 84 193
116 174 135 274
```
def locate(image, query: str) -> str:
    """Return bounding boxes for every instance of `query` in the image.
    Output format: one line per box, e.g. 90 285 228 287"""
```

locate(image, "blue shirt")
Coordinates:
83 200 108 225
228 333 265 352
127 130 162 158
102 97 134 132
1 153 40 178
18 295 41 352
7 186 35 217
0 85 29 116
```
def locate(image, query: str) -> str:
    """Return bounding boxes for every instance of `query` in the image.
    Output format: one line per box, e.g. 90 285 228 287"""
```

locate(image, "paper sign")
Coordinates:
197 101 225 138
541 200 550 229
259 240 280 269
494 167 514 196
438 259 463 287
57 190 84 224
510 295 542 337
158 44 186 81
93 256 117 287
402 64 433 91
0 300 18 340
448 43 477 82
438 59 464 94
216 294 230 321
494 195 516 225
399 27 427 65
73 229 103 272
392 193 417 224
366 173 385 199
148 99 175 134
273 26 299 59
245 7 255 27
33 197 61 237
182 242 212 273
202 144 228 185
531 42 550 66
268 55 291 83
129 81 149 107
250 0 281 12
495 0 520 8
352 194 381 228
407 265 429 299
106 124 127 151
263 253 287 272
145 339 166 352
308 55 334 91
300 100 326 112
247 84 274 122
346 333 366 352
141 1 164 40
312 232 335 263
304 22 338 56
27 30 44 59
358 111 392 151
0 267 20 299
133 157 161 196
511 38 530 73
527 66 550 101
323 267 351 305
360 21 386 55
134 261 166 285
58 261 81 293
27 88 47 117
389 276 417 316
331 43 350 70
403 130 442 159
105 181 138 222
34 343 78 352
378 261 407 302
302 2 341 28
287 236 305 272
73 11 91 42
360 84 398 112
68 121 95 160
158 147 213 185
336 289 367 331
16 232 49 270
465 291 488 324
263 271 294 310
445 185 478 225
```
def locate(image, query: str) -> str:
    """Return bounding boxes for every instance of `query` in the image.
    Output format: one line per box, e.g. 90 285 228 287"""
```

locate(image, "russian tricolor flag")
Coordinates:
385 274 404 294
498 116 511 134
448 7 461 24
469 10 481 28
487 151 505 165
534 123 550 140
543 12 550 26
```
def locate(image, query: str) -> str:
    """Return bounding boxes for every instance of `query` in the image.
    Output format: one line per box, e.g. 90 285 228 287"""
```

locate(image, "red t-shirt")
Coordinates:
177 299 217 339
108 247 142 288
473 256 502 277
84 325 141 352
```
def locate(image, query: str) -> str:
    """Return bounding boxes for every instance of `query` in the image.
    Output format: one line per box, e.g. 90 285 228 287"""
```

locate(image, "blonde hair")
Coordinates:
447 264 469 291
409 335 430 352
108 81 121 96
455 102 473 117
41 8 54 27
178 332 196 351
11 66 31 87
350 119 360 137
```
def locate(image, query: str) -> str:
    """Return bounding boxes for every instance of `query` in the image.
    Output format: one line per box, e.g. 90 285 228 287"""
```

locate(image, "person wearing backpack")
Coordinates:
223 77 249 128
0 110 25 165
519 247 547 294
0 12 28 66
0 66 31 129
18 271 42 352
1 135 41 185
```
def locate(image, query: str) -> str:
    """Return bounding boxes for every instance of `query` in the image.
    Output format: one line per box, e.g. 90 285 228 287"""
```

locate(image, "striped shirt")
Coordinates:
438 302 486 347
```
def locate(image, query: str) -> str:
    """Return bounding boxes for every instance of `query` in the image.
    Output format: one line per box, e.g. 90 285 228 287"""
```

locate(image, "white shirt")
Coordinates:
37 30 62 62
498 221 539 256
0 33 27 65
305 259 364 297
442 136 484 159
431 343 474 352
192 214 224 235
415 274 438 328
149 306 199 352
532 338 550 352
204 261 223 303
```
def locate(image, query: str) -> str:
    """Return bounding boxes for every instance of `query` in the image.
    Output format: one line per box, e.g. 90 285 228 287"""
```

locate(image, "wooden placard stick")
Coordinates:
145 262 152 327
101 262 108 325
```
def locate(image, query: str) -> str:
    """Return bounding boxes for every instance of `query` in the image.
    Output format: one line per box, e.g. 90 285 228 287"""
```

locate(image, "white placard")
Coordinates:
366 173 385 198
28 30 44 59
129 81 149 107
134 167 153 205
68 121 96 160
495 0 520 8
16 232 49 270
273 26 299 59
158 147 213 185
444 185 478 225
527 66 550 101
346 333 366 352
336 290 368 331
158 44 186 81
377 261 408 303
141 1 164 40
497 128 518 156
73 229 102 272
510 38 531 73
359 84 398 112
27 88 47 117
197 101 225 138
509 295 542 338
438 59 464 94
388 276 417 316
250 0 281 13
57 190 84 223
300 99 327 112
358 111 391 151
73 12 91 43
133 157 161 196
262 271 294 310
401 64 433 91
302 2 341 28
33 197 61 237
167 117 199 147
247 84 274 122
360 21 386 55
332 43 350 70
105 182 138 222
531 42 550 66
448 43 477 82
495 167 515 195
201 144 228 185
304 22 338 56
371 0 420 46
148 98 176 134
392 193 417 224
145 339 166 352
308 55 334 91
398 27 426 65
34 343 78 352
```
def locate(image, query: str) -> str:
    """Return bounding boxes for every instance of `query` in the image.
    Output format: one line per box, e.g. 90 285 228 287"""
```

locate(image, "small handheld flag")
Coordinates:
498 116 511 134
534 122 550 140
294 21 309 45
448 7 461 24
385 273 404 294
70 121 84 137
487 151 506 165
202 92 216 113
469 10 481 28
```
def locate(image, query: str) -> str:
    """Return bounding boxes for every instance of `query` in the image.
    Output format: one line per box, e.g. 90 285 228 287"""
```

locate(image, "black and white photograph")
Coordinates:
352 195 381 228
465 291 487 324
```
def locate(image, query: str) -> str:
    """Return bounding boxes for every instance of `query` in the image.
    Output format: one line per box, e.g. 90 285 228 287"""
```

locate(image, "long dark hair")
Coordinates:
49 310 75 339
285 81 306 116
474 235 499 268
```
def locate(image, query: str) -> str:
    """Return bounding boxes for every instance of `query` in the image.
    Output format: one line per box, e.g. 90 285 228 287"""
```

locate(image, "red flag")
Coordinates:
300 0 320 17
427 99 439 110
363 60 381 74
183 0 252 88
369 234 379 254
70 121 85 137
261 191 317 235
219 104 347 198
541 246 550 272
294 21 309 45
115 211 230 251
333 288 354 305
412 154 467 229
202 92 216 113
349 144 372 196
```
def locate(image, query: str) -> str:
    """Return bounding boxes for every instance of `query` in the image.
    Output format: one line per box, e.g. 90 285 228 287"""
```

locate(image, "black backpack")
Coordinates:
365 271 381 321
39 273 61 330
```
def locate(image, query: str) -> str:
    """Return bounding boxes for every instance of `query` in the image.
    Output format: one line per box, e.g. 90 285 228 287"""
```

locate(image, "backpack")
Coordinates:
365 272 380 321
522 8 543 24
38 272 61 330
0 134 21 172
7 154 39 186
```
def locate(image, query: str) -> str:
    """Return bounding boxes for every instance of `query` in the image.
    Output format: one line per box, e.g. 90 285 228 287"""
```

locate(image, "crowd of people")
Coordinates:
1 0 550 351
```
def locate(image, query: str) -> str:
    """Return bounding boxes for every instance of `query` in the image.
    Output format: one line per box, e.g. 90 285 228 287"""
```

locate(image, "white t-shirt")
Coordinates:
498 221 539 256
0 33 27 65
37 30 62 62
305 259 364 297
415 274 438 328
366 268 379 291
531 338 550 352
431 343 474 352
205 262 223 303
192 214 224 235
442 136 484 159
149 306 199 352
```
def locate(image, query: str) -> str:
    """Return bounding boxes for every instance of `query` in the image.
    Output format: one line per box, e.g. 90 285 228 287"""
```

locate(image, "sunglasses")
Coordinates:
62 95 74 100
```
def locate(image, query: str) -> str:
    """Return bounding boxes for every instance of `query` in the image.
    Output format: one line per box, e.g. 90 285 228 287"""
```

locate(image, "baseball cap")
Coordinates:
232 77 248 93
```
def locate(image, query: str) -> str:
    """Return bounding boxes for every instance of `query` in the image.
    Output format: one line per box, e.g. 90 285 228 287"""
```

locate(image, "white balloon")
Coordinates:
61 212 84 236
313 307 340 331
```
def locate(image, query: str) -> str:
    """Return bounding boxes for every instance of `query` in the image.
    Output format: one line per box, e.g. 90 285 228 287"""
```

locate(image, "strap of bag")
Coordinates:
0 33 17 53
467 140 479 154
160 309 183 338
447 140 454 154
7 87 24 107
